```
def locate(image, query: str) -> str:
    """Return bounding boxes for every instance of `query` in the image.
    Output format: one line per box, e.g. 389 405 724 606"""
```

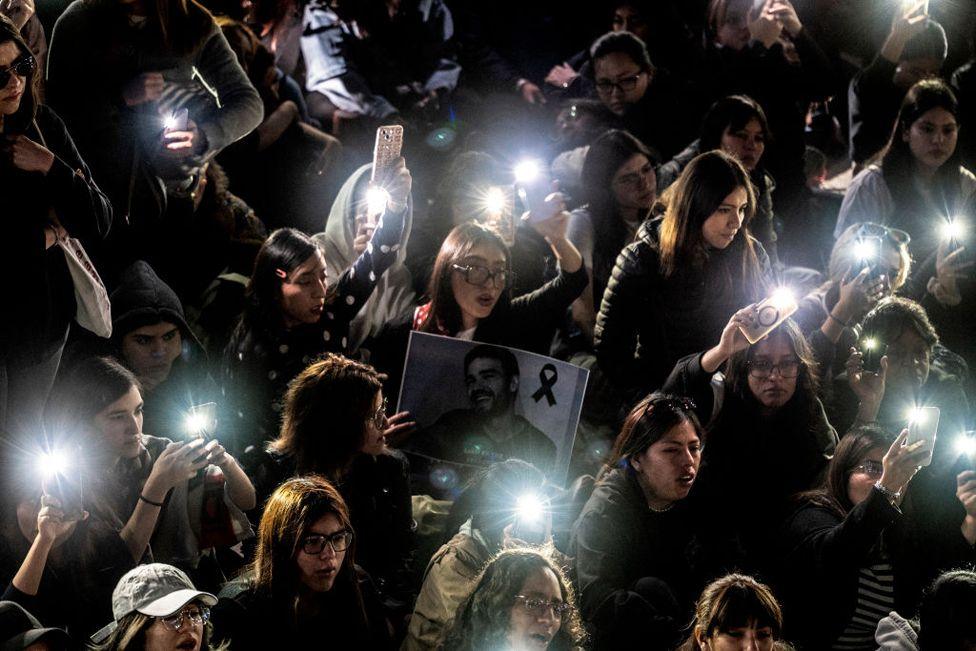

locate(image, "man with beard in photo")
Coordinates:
408 345 556 497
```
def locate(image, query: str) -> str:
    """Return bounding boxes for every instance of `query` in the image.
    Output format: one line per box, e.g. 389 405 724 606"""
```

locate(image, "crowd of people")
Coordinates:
2 0 976 648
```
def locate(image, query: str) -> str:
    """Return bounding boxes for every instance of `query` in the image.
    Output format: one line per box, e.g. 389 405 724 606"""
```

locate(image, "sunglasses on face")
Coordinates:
0 55 35 88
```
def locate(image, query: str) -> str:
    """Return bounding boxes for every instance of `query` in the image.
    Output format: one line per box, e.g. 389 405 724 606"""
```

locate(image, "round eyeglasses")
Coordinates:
159 605 210 631
514 595 572 619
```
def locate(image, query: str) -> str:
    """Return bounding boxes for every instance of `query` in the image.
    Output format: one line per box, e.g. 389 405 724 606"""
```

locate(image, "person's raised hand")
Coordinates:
846 346 888 408
878 429 927 496
768 0 802 37
352 213 375 256
122 72 165 107
379 156 412 212
749 0 784 48
525 197 570 243
36 494 86 544
957 470 976 517
383 411 417 448
931 239 971 306
0 0 35 30
835 267 876 323
146 440 209 493
891 0 929 40
1 134 54 174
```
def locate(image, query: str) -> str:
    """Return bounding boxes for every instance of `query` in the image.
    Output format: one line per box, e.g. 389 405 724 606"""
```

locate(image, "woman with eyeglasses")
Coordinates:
255 354 414 614
92 563 223 651
777 424 976 650
571 393 720 650
211 476 392 649
663 318 837 570
413 213 586 354
438 548 585 651
835 79 976 366
595 150 772 402
0 15 112 443
221 160 409 458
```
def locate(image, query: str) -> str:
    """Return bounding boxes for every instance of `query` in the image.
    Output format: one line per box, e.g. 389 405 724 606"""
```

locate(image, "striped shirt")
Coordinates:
832 557 896 650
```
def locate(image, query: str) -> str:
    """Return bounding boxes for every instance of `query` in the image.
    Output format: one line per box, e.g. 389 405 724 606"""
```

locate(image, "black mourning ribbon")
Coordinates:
531 363 558 406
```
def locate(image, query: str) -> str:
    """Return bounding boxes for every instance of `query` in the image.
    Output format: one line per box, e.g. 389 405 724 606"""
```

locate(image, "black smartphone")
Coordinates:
860 335 885 373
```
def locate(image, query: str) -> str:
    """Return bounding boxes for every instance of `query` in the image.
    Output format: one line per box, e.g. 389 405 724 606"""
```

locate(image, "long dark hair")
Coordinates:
0 16 40 134
48 357 141 445
419 222 511 335
880 79 964 226
699 95 772 155
797 425 890 517
657 151 761 288
581 129 654 291
251 476 368 624
724 319 821 414
439 548 586 651
606 392 705 475
240 228 321 335
268 354 384 481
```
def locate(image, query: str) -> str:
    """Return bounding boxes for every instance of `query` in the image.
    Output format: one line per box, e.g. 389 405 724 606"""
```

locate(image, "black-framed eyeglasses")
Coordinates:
855 222 911 246
514 595 572 619
371 397 388 429
159 605 210 631
301 530 354 555
852 460 884 479
451 263 509 288
0 55 36 89
747 359 802 379
595 72 644 95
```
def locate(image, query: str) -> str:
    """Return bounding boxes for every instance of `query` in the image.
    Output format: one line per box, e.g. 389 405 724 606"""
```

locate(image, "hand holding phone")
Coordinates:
737 289 798 344
371 125 404 185
905 407 940 467
186 402 217 441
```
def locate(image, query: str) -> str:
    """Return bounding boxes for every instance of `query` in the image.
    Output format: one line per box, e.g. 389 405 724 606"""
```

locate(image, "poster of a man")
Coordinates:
398 333 588 497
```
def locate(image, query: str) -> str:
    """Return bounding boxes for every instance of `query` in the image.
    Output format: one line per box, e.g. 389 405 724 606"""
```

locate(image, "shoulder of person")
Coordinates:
588 467 642 512
958 165 976 194
850 164 887 190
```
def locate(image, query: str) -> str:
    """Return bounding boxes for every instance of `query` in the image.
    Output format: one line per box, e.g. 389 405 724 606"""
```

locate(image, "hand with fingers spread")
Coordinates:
36 494 87 544
877 429 928 498
0 0 35 30
702 306 755 373
846 346 888 423
882 0 930 63
122 72 165 107
383 411 417 448
930 239 970 306
957 470 976 544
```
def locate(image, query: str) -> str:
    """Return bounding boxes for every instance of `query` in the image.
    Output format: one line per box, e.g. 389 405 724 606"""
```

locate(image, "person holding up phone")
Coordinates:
662 316 837 572
595 150 772 404
777 425 976 650
50 356 255 577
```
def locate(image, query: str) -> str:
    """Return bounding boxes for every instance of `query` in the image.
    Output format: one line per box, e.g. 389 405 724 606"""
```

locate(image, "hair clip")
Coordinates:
274 268 288 279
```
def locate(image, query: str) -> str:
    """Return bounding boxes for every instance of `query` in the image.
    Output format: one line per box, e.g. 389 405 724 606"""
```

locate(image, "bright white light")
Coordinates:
907 407 925 425
513 160 540 184
862 337 878 351
854 238 878 261
942 219 965 242
185 412 209 436
163 114 178 130
483 187 506 215
38 451 68 479
770 287 795 307
366 186 389 216
515 493 545 524
955 435 976 457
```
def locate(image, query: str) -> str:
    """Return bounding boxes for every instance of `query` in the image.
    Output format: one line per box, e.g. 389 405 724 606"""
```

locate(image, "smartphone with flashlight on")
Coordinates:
511 494 550 545
855 235 885 281
366 125 404 226
906 406 940 467
859 334 885 373
481 185 517 247
39 447 84 521
165 108 189 133
738 289 799 344
186 402 218 465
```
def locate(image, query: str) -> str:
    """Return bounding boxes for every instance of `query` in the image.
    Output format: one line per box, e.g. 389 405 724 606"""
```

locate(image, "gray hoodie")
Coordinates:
875 611 919 651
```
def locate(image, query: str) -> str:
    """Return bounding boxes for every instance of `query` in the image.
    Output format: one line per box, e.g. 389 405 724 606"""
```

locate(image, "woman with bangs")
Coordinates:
663 318 837 571
210 476 392 649
778 425 976 650
438 548 585 651
412 216 586 354
595 150 772 404
679 573 788 651
0 15 112 442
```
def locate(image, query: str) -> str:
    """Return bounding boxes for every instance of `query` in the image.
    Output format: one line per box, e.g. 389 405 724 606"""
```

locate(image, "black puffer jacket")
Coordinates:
594 217 771 403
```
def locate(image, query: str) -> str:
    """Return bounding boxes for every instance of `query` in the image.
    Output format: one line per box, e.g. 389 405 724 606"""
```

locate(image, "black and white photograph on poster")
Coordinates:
397 331 588 499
